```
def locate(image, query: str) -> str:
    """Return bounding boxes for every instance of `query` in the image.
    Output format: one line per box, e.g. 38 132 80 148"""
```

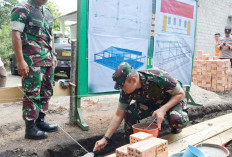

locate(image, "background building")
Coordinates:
195 0 232 56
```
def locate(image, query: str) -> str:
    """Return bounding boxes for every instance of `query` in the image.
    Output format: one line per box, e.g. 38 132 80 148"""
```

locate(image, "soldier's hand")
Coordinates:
220 42 225 48
93 138 108 152
152 108 166 130
17 60 29 77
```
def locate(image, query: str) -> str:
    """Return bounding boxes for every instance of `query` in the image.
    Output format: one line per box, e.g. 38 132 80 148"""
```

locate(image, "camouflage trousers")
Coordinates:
22 66 54 121
124 100 189 135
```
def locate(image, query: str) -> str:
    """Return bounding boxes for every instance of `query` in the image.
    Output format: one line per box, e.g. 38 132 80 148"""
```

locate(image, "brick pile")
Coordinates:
192 50 231 92
116 132 168 157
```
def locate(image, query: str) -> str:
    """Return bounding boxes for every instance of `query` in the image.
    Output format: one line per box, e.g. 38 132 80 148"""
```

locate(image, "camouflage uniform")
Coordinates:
11 0 55 120
112 62 189 135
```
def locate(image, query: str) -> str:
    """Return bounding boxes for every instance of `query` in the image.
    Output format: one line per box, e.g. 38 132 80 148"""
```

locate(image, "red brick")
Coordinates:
130 132 153 144
116 144 130 157
213 56 218 60
147 137 168 154
135 142 157 157
128 140 149 156
156 151 168 157
197 50 206 56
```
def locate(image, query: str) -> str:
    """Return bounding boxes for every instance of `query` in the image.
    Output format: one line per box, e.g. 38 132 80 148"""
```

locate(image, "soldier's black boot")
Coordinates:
36 112 58 132
25 120 48 140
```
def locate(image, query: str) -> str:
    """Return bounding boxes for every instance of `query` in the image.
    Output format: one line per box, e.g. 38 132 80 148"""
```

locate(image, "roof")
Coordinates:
58 11 77 22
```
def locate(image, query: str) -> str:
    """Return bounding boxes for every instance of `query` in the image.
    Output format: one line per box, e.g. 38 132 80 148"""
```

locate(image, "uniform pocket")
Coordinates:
27 8 43 36
28 20 42 36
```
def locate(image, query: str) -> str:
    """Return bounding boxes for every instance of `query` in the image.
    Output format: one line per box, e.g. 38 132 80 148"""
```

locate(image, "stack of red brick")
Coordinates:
192 50 231 92
116 132 168 157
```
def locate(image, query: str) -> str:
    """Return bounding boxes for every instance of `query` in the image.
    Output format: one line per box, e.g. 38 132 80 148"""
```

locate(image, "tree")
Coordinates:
0 0 17 62
0 0 17 29
45 1 62 31
0 22 13 61
0 0 62 62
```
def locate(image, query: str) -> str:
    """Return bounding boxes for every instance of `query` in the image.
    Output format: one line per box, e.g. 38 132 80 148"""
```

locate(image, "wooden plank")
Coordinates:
0 82 70 104
0 86 23 103
105 154 116 157
103 128 232 157
105 113 232 157
203 128 232 146
168 120 232 154
163 113 232 144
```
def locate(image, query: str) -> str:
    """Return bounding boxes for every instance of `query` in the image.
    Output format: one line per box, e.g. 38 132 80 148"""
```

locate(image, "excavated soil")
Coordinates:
2 103 230 157
1 80 232 157
43 104 232 157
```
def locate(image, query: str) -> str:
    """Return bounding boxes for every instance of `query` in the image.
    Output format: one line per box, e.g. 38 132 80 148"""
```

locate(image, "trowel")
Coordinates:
82 152 95 157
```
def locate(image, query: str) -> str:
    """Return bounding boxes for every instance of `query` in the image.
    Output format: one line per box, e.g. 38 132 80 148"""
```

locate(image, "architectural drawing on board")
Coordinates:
161 0 194 35
154 38 192 72
94 46 146 70
90 0 151 38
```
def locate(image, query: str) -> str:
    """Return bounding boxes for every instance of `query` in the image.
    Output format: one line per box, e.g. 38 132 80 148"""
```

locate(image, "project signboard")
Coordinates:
153 0 197 86
88 0 152 93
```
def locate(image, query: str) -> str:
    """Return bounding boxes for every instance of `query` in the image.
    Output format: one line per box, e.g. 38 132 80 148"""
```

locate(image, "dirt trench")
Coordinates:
45 103 232 157
1 103 231 157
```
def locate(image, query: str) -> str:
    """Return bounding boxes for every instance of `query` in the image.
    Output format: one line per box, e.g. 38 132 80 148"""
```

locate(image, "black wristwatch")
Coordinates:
103 135 111 143
53 52 57 56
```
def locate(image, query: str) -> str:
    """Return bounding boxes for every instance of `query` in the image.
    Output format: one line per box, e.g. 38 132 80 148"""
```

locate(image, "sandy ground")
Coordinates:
1 72 120 156
0 73 231 156
5 72 21 87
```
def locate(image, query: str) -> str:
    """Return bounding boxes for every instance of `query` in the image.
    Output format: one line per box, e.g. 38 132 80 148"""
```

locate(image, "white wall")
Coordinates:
70 24 77 40
195 0 232 56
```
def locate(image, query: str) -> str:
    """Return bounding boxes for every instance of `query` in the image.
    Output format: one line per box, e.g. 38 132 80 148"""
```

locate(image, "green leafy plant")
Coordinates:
0 0 62 63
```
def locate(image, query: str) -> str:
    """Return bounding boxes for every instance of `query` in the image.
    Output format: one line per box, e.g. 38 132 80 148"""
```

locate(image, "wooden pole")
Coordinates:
69 40 77 124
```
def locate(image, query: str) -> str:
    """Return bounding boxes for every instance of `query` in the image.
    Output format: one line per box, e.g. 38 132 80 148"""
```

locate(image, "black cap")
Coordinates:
225 26 231 34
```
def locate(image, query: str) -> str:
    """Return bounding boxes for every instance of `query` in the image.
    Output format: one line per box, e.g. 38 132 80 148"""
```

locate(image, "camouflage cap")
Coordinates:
112 62 134 90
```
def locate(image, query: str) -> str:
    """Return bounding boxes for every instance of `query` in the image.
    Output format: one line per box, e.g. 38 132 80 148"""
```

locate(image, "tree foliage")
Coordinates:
45 1 62 31
0 0 17 61
0 22 12 60
0 0 61 62
0 0 17 29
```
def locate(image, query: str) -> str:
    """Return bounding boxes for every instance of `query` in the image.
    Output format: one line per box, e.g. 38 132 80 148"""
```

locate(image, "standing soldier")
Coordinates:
11 0 58 140
217 26 232 67
93 62 189 151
